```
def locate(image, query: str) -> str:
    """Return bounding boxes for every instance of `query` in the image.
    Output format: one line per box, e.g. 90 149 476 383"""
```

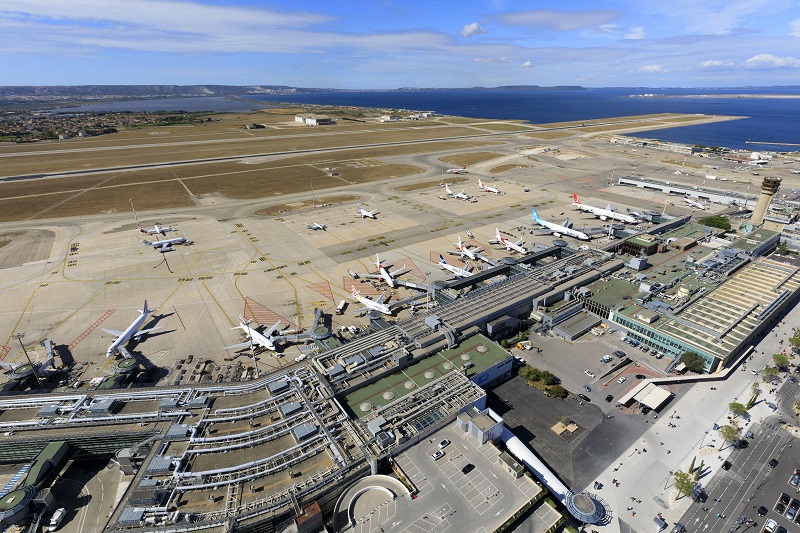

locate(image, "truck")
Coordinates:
335 300 347 315
516 340 533 350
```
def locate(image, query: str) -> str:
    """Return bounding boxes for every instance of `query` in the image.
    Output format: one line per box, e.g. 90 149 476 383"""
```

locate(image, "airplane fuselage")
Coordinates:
531 208 590 240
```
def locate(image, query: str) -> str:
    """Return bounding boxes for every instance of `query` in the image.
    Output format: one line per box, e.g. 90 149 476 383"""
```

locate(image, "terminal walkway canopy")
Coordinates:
616 382 673 411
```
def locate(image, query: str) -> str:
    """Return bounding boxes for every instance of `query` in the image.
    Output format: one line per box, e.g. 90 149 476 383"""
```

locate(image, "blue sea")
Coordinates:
246 87 800 151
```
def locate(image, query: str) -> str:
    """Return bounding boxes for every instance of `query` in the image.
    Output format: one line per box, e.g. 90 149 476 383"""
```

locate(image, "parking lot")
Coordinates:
392 425 554 533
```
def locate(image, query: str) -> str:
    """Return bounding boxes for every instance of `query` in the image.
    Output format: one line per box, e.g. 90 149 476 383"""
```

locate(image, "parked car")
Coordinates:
732 439 748 449
775 502 786 515
605 394 614 402
431 450 445 461
438 439 451 449
764 519 777 533
758 506 768 516
584 369 596 378
790 472 800 487
577 394 591 402
635 374 646 379
779 493 791 506
461 463 475 474
786 499 800 521
48 508 66 532
769 458 779 468
617 376 627 384
583 384 592 392
722 461 732 471
641 406 651 414
613 350 626 358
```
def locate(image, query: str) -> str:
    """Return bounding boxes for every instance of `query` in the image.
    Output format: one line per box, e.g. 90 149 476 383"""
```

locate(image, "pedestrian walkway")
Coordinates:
0 463 31 498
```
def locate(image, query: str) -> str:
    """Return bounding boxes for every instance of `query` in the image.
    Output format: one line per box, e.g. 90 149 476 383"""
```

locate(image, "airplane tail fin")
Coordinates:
141 239 152 246
573 193 580 204
531 208 540 220
439 254 446 264
351 285 360 297
140 300 151 315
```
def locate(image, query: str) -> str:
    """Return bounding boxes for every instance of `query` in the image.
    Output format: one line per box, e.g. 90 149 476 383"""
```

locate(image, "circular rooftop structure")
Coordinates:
365 309 382 321
0 486 36 525
6 364 35 380
553 239 568 248
564 491 610 525
403 380 415 390
431 280 448 290
113 357 139 374
424 371 435 379
312 326 331 340
359 402 372 413
460 353 472 361
442 362 454 370
476 344 488 353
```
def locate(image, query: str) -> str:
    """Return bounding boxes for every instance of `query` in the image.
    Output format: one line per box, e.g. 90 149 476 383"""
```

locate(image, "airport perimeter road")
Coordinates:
587 301 800 533
678 417 791 533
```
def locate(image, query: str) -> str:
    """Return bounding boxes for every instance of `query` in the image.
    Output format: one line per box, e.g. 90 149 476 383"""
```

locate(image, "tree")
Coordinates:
698 216 732 231
789 337 800 352
547 385 570 399
773 354 790 369
680 352 706 373
719 424 740 449
762 367 780 382
729 402 748 418
673 470 695 499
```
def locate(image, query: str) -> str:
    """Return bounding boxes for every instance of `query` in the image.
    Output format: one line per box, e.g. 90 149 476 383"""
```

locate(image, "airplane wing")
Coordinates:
224 341 252 350
133 325 163 338
118 345 133 358
376 291 388 304
263 321 282 336
101 328 125 336
388 266 408 278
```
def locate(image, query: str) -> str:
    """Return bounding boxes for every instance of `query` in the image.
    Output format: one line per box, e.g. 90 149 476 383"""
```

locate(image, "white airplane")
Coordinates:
365 255 407 288
494 228 527 254
446 165 468 174
306 222 327 230
225 315 283 352
790 169 800 175
572 194 638 224
445 183 472 200
478 179 501 195
141 236 188 252
130 199 174 236
438 255 472 278
355 203 378 219
683 196 707 210
531 208 590 240
349 286 392 315
450 235 482 261
102 300 162 358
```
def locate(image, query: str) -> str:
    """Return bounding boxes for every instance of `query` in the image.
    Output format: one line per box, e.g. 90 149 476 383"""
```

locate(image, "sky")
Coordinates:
2 0 800 88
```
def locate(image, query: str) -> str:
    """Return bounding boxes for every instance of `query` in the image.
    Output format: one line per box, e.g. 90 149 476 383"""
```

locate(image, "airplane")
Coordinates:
102 300 162 358
450 235 482 261
446 165 468 174
683 196 707 210
572 194 638 224
349 286 392 315
355 203 378 219
438 255 473 278
494 228 527 254
364 255 407 288
478 179 502 195
530 208 590 240
791 169 800 175
141 236 188 252
306 222 327 231
445 183 472 200
130 199 174 236
225 316 283 352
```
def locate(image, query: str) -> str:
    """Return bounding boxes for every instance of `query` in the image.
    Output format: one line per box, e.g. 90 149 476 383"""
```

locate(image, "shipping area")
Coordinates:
2 106 800 533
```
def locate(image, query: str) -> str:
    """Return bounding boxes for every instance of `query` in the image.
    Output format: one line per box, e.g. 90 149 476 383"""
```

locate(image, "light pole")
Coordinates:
12 333 41 388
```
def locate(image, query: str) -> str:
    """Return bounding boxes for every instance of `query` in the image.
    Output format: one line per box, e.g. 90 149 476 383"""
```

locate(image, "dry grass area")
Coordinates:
534 113 675 129
473 123 532 132
662 159 704 169
525 131 575 140
0 232 23 250
395 177 468 191
490 164 529 173
438 152 505 166
255 195 359 216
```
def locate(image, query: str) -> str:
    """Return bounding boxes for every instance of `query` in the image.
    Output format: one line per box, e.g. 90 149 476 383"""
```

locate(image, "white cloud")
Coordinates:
638 65 664 73
791 18 800 37
520 60 532 68
461 22 487 38
625 26 645 40
699 59 735 70
494 9 619 31
472 56 512 63
744 53 800 68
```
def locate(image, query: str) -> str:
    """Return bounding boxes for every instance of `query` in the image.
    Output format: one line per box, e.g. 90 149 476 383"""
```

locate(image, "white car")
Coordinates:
431 450 445 461
48 508 66 532
584 370 596 378
764 518 777 533
617 376 627 384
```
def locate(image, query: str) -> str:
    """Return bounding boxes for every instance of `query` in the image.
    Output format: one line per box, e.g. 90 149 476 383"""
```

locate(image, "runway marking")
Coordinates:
0 346 10 361
307 281 334 301
243 296 297 329
68 308 116 350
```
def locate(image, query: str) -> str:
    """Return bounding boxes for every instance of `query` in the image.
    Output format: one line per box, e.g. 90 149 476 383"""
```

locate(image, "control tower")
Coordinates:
751 176 781 225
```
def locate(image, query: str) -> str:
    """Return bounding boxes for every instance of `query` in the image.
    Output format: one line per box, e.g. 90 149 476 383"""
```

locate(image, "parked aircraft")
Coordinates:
438 255 473 278
446 165 468 174
530 208 590 240
445 183 472 200
572 194 638 223
349 286 392 315
478 179 501 195
494 228 527 254
306 222 327 230
364 255 407 288
102 300 161 358
355 203 379 219
450 235 482 261
130 199 174 236
683 196 707 210
791 169 800 175
141 236 188 252
225 316 283 352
